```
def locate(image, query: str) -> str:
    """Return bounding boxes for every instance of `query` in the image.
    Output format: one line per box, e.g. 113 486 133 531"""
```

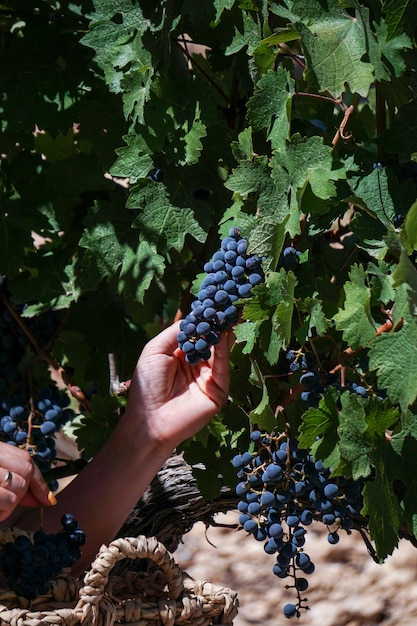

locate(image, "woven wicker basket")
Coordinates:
0 528 239 626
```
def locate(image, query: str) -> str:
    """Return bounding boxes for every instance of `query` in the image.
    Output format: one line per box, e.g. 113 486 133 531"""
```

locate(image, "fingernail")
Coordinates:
48 491 57 505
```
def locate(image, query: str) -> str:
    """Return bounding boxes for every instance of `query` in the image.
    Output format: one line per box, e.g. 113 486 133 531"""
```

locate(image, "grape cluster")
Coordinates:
0 388 76 492
0 300 76 491
0 514 86 600
177 227 264 364
278 246 302 272
285 349 369 408
233 434 361 619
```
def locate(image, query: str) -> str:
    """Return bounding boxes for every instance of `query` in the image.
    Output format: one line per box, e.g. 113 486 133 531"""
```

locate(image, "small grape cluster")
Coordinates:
177 227 264 364
0 514 86 600
278 246 302 272
285 349 369 408
0 388 76 491
233 434 361 619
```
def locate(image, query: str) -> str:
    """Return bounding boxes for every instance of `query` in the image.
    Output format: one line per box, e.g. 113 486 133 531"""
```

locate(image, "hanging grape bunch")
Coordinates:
0 514 86 600
233 434 362 619
177 227 264 363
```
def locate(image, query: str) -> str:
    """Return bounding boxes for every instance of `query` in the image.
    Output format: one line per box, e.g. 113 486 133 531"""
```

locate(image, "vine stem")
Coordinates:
0 285 91 413
332 94 361 149
174 36 230 104
294 91 345 108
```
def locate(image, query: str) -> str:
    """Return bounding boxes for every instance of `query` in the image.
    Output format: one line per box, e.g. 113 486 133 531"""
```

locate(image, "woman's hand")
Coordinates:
0 442 55 522
125 321 235 449
10 321 234 573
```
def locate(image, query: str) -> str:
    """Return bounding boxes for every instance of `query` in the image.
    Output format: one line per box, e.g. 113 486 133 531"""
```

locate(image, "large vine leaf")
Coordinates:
333 264 377 350
246 67 294 151
368 284 417 410
127 180 206 253
81 0 152 125
272 0 374 97
270 134 345 236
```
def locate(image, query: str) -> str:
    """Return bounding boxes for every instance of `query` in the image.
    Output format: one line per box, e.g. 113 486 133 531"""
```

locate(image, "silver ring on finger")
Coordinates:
0 470 12 488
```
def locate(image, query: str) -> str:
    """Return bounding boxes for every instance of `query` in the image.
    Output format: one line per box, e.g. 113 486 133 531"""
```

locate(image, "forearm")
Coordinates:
12 409 174 575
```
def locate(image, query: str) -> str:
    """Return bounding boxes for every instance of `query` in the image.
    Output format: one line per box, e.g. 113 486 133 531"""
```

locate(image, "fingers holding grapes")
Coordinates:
0 442 54 521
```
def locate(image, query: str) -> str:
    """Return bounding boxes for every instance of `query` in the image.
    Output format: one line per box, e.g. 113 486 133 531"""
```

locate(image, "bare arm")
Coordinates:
11 322 234 574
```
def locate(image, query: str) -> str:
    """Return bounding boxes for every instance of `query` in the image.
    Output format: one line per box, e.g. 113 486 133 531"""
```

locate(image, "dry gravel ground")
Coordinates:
175 511 417 626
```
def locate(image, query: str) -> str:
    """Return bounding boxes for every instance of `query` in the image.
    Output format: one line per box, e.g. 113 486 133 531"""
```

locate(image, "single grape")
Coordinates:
283 603 297 619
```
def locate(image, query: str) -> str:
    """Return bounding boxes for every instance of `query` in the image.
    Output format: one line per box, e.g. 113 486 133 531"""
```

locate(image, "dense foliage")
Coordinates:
1 0 417 585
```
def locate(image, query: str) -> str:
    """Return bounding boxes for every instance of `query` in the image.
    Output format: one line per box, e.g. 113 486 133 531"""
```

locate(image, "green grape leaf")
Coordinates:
246 68 294 151
110 134 153 183
369 284 417 410
380 100 417 162
391 417 417 540
382 0 411 40
180 434 227 499
333 265 377 350
79 202 129 281
368 19 411 80
231 127 254 162
225 158 279 217
294 3 374 97
251 41 280 79
214 0 236 22
127 181 206 253
402 200 417 254
362 446 402 560
298 388 339 451
270 134 344 236
225 9 262 55
348 167 399 227
337 394 373 480
252 270 296 364
248 363 276 432
183 119 207 165
247 215 289 272
8 250 79 312
79 201 166 303
120 241 166 304
234 320 264 354
81 1 152 124
295 296 328 343
392 249 417 297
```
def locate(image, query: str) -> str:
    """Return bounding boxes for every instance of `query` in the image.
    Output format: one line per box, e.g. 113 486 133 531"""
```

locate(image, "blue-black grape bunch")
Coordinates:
278 246 302 272
177 227 264 364
0 387 77 492
285 348 369 408
0 301 76 491
233 434 361 619
0 514 86 600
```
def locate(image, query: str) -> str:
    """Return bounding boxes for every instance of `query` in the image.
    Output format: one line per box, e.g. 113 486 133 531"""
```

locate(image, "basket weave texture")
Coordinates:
0 528 239 626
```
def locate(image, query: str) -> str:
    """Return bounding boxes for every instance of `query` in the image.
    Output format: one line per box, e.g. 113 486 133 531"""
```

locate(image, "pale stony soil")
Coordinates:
175 511 417 626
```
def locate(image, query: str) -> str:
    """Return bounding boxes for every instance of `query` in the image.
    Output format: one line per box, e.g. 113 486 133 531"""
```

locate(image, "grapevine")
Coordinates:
1 0 417 621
